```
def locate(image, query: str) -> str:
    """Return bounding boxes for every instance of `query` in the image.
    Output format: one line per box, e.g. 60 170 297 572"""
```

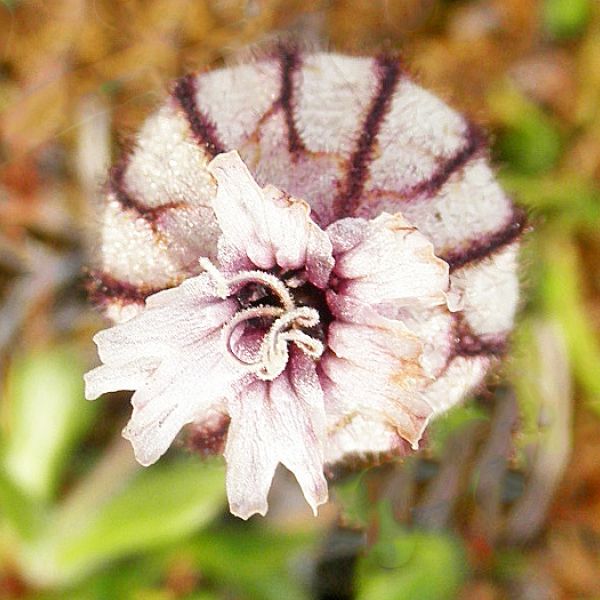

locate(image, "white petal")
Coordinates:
224 350 328 519
323 335 492 464
92 275 237 368
84 357 158 400
325 414 411 466
85 274 242 466
208 151 333 287
327 213 449 307
320 305 433 449
122 333 241 466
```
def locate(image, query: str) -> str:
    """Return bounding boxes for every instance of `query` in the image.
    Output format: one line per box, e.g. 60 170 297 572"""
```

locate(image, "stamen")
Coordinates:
200 257 294 310
221 305 285 371
202 259 324 381
263 306 321 350
226 271 294 311
222 305 324 381
284 272 307 289
281 330 324 359
257 307 323 381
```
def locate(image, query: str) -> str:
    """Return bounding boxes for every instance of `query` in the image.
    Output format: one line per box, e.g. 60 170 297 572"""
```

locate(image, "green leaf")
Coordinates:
358 527 466 600
508 321 545 445
540 235 600 408
544 0 591 39
1 0 19 11
33 554 166 600
185 527 317 600
427 403 488 456
488 82 562 175
496 112 562 175
0 465 44 539
39 526 310 600
357 532 466 600
24 459 226 585
334 470 373 529
2 346 97 502
356 503 467 600
499 173 600 229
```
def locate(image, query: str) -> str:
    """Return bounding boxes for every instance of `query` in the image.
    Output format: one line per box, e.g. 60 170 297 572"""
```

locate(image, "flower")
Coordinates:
85 48 524 518
85 150 453 519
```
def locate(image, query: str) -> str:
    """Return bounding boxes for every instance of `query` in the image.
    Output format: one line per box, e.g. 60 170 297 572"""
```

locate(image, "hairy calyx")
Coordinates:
200 257 324 380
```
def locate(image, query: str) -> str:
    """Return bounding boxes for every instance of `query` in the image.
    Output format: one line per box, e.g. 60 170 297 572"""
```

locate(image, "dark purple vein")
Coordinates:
335 54 403 218
86 270 166 308
405 121 487 200
276 43 306 156
109 160 184 231
452 314 508 358
172 74 225 157
444 207 528 272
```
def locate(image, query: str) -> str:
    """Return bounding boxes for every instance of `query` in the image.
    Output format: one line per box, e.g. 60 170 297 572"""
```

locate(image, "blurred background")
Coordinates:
1 0 600 598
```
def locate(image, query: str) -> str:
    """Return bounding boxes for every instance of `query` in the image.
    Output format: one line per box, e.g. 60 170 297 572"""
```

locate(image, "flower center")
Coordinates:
200 258 326 381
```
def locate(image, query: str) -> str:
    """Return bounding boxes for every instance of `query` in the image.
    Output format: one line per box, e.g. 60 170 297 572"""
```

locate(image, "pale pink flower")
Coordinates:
85 49 524 518
86 150 452 518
